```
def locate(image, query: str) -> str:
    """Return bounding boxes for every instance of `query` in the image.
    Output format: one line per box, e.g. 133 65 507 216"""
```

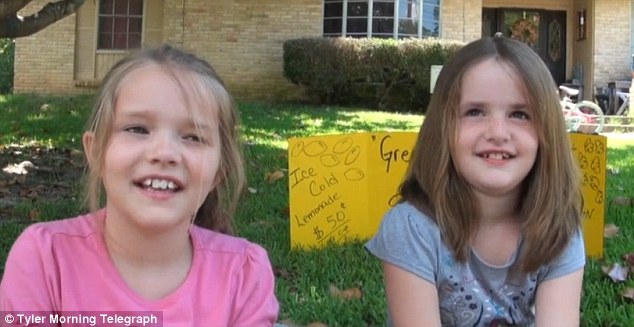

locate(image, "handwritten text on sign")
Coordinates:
288 132 415 249
569 133 607 258
288 132 605 257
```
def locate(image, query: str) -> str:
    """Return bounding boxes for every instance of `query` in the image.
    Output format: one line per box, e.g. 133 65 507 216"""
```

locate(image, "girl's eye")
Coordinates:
464 108 483 117
510 111 530 120
124 126 148 134
184 134 207 144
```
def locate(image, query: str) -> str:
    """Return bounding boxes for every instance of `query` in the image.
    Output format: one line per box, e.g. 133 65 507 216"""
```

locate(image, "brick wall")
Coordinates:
164 0 322 101
14 0 323 100
13 0 84 94
442 0 482 42
593 0 632 86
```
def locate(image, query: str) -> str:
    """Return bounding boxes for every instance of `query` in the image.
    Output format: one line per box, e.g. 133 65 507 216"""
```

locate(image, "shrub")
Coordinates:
283 37 464 112
0 39 15 94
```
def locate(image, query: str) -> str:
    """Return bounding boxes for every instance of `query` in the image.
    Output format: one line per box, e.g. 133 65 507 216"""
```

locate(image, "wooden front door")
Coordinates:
482 8 567 85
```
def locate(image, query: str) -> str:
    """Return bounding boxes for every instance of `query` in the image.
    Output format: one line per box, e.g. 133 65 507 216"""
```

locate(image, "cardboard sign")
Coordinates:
288 132 415 248
288 132 606 258
569 133 607 258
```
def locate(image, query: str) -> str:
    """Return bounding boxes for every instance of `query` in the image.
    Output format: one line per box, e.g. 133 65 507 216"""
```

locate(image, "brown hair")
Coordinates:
83 44 245 235
400 36 582 273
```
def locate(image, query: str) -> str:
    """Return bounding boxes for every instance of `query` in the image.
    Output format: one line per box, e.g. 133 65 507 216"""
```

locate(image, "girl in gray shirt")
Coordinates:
367 36 585 326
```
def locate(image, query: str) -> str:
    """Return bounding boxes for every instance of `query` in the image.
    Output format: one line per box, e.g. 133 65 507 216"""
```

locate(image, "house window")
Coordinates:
98 0 143 50
323 0 440 39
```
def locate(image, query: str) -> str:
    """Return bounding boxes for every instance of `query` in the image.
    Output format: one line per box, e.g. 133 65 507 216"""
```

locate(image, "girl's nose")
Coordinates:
485 117 511 143
146 133 181 165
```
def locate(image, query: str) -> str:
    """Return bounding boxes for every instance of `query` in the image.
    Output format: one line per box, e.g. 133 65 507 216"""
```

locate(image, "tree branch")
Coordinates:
0 1 33 20
0 0 86 38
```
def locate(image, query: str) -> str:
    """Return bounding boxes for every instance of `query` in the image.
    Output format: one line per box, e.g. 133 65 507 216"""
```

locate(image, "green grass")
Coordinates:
1 94 633 326
0 94 93 148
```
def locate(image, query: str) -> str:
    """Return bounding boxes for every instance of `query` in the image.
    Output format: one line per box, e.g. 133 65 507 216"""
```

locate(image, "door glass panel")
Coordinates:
548 19 562 61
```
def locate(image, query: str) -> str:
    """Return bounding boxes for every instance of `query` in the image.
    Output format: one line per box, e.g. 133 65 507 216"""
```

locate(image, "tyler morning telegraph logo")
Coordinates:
1 311 162 326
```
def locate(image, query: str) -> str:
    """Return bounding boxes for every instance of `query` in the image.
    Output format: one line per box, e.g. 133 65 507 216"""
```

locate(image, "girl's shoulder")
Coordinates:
190 227 271 263
16 211 102 245
383 201 441 234
366 201 446 284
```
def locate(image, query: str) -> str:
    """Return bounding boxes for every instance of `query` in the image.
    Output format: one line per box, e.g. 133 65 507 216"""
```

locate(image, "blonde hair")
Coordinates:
84 44 245 235
400 36 582 273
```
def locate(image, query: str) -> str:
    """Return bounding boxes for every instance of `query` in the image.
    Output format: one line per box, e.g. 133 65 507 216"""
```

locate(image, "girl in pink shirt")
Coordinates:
0 45 279 326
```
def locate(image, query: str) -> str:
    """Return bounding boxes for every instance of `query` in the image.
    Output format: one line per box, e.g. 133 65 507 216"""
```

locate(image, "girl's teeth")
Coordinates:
484 153 509 160
151 180 167 189
143 179 177 190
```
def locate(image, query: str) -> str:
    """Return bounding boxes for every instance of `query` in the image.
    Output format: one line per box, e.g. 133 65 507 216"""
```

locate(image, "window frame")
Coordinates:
323 0 440 39
97 0 145 51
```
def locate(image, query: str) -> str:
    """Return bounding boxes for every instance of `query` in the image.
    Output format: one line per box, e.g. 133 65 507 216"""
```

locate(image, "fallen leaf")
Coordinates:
20 189 38 199
623 288 634 302
329 284 363 300
265 170 285 184
602 263 629 282
247 187 257 194
29 208 41 221
612 196 632 206
273 266 291 279
2 160 35 175
623 253 634 266
604 224 620 238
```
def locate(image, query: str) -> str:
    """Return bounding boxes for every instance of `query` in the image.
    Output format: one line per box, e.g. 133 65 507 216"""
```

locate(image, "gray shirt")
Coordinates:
366 202 585 327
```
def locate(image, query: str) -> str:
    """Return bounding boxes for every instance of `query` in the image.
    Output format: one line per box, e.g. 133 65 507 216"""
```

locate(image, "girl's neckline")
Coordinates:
470 235 524 269
94 210 200 308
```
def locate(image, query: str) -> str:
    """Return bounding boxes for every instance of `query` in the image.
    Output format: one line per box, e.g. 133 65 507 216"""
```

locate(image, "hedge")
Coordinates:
283 37 464 113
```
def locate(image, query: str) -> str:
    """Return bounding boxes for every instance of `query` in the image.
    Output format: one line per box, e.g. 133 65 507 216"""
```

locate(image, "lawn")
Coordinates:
0 94 633 326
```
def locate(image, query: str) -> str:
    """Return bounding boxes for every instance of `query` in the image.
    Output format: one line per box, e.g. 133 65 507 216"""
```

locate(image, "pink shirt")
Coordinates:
0 211 279 326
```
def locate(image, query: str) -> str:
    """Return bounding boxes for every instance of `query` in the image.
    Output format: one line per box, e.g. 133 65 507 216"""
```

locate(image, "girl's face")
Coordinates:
454 58 538 199
84 64 221 233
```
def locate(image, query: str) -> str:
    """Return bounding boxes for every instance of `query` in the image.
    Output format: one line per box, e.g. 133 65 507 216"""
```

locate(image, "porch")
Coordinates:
476 0 633 104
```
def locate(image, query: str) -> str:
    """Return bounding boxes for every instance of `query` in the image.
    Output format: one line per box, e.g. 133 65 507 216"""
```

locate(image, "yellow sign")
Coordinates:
569 133 607 258
288 132 415 249
288 132 606 257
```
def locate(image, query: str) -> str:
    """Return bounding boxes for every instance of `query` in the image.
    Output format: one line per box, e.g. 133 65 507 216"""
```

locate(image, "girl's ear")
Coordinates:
82 131 96 167
211 172 223 191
